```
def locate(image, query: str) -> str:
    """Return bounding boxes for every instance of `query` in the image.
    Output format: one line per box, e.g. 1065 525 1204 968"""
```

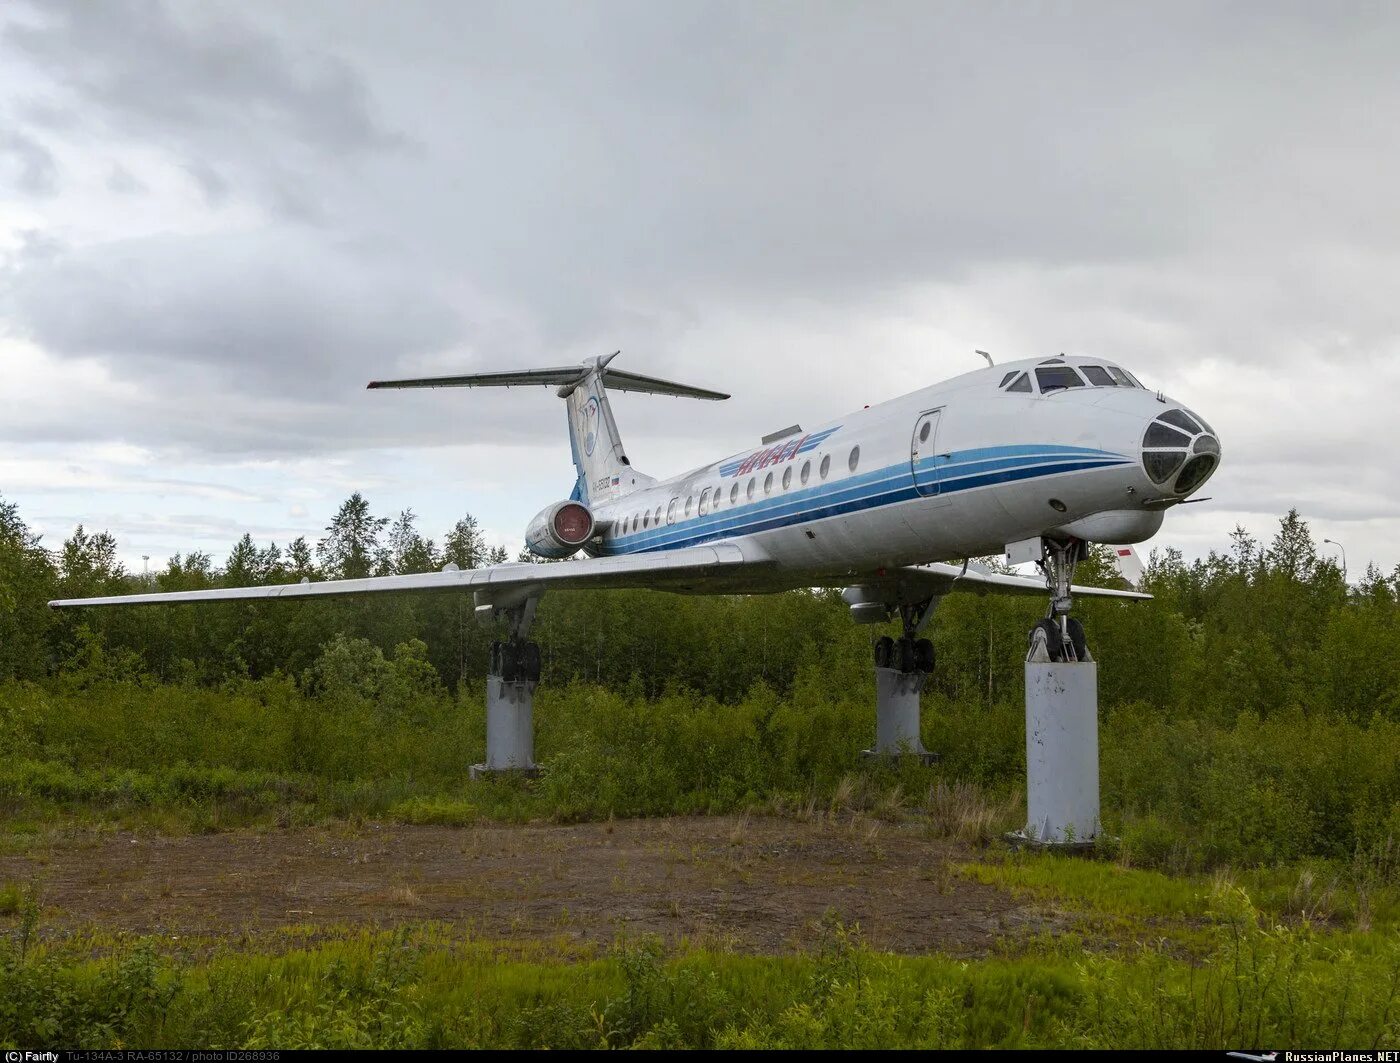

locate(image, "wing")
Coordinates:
870 562 1151 602
49 549 1148 611
49 543 762 609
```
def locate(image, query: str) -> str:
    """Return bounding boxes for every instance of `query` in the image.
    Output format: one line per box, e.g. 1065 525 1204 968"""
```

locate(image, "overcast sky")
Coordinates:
2 0 1397 577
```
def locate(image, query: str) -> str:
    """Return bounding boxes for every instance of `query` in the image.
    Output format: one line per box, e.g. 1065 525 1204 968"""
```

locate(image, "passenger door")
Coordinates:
911 409 944 497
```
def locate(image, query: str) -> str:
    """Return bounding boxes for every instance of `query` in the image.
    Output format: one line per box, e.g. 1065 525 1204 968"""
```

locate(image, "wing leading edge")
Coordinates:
878 562 1151 602
49 543 756 609
49 548 1148 611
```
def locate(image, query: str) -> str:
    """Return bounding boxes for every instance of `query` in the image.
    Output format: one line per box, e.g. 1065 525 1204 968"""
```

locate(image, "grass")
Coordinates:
3 900 1399 1049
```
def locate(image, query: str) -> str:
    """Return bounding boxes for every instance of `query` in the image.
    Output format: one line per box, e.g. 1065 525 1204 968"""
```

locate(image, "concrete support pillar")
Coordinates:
1014 660 1100 848
470 676 540 778
862 666 937 764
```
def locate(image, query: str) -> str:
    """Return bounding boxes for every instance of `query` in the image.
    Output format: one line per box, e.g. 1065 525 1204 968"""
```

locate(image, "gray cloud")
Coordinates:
7 0 396 153
0 130 58 195
105 163 146 195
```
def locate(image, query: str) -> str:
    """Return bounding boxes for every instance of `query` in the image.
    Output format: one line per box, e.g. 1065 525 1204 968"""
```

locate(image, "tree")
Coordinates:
0 496 55 679
317 494 389 580
286 537 317 581
388 509 438 574
224 534 260 586
57 525 123 595
442 514 488 570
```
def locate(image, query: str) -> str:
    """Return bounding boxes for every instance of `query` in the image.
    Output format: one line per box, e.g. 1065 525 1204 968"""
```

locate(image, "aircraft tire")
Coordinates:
521 641 542 683
1031 618 1064 662
1066 618 1088 662
914 638 935 673
894 636 917 673
874 636 894 669
499 642 521 683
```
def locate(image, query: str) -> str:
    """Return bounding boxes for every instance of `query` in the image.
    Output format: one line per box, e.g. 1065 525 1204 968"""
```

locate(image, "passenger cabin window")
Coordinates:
1081 365 1117 386
820 455 831 479
782 467 792 490
1035 366 1086 392
666 499 677 523
800 460 811 485
1007 372 1032 393
698 488 710 515
848 445 861 472
642 511 650 529
746 478 756 501
685 495 693 517
730 483 739 504
763 471 774 495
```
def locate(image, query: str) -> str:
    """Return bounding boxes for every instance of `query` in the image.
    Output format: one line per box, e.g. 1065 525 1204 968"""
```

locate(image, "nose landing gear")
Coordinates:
1011 536 1101 849
1027 538 1092 664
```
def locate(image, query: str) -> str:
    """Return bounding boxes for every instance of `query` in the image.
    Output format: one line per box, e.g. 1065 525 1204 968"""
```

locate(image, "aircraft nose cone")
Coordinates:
1140 407 1220 496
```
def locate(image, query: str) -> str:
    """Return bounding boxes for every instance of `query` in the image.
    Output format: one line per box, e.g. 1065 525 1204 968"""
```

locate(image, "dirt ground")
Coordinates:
0 816 1051 955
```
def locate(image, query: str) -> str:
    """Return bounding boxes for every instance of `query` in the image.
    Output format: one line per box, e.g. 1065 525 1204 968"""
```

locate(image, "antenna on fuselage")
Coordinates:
976 349 994 367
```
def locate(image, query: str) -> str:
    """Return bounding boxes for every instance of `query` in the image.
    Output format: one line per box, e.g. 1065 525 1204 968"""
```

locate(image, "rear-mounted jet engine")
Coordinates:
525 500 595 559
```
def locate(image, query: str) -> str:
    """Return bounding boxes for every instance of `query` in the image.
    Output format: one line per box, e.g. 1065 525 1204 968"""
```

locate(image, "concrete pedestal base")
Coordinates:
1010 660 1100 847
469 675 540 779
861 667 937 764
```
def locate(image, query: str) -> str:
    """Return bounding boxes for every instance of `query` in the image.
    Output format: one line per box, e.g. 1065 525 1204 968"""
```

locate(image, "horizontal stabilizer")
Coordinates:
597 368 728 400
367 367 584 390
368 353 728 400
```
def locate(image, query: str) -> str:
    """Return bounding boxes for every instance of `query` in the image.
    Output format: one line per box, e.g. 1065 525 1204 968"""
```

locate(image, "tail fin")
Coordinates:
369 352 728 507
1109 545 1145 588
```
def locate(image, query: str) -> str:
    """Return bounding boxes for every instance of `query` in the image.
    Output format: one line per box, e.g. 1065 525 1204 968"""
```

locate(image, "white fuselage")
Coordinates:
585 356 1218 579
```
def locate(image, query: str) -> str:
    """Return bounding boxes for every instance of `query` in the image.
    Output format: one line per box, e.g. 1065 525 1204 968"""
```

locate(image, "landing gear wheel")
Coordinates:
874 636 894 669
1066 618 1087 663
1030 618 1065 662
914 638 935 673
894 637 917 673
499 641 521 683
521 641 542 683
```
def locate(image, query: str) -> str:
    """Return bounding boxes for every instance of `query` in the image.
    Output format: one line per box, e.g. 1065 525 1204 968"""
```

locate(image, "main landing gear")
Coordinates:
1011 537 1101 850
863 599 938 765
470 595 543 780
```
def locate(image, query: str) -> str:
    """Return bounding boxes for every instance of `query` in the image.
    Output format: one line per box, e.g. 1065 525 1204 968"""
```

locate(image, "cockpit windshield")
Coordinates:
1035 366 1086 392
1002 362 1144 394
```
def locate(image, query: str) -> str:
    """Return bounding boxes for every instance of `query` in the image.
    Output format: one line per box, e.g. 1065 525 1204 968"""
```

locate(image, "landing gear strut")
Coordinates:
470 595 543 779
1027 538 1092 664
1010 537 1100 849
862 597 938 765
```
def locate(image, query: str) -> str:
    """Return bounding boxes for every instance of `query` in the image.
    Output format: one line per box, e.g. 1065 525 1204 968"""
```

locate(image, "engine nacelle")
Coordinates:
524 500 596 559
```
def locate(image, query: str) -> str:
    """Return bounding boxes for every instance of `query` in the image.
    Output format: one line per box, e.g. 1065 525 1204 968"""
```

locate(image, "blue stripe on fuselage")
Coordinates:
602 444 1132 554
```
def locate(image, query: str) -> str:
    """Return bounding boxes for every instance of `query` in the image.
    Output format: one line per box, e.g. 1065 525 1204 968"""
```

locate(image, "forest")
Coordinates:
3 491 1400 1048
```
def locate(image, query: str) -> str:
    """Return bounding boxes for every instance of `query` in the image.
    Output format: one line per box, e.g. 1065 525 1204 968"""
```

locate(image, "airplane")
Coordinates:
50 351 1219 757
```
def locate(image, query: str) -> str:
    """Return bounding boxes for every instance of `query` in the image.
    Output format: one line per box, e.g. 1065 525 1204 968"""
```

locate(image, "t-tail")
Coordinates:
368 352 728 506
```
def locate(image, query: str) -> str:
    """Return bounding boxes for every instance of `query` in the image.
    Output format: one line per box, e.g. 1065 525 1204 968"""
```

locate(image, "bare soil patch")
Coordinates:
0 815 1051 955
